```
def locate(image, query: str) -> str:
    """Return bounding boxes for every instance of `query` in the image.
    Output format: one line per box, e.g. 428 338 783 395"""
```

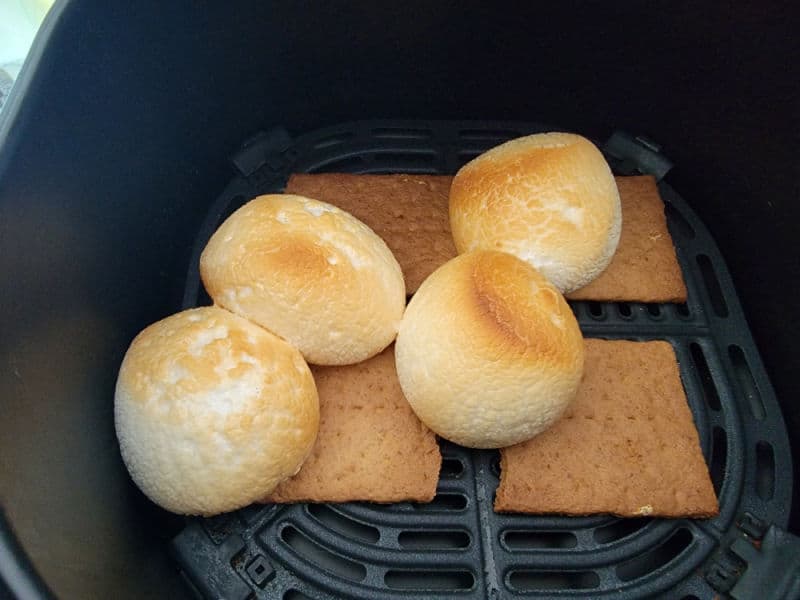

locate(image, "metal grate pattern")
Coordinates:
172 120 792 599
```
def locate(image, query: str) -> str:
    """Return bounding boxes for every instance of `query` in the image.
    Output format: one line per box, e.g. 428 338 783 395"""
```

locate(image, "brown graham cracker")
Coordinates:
495 339 718 518
285 173 686 302
285 173 456 293
263 345 441 504
566 176 687 303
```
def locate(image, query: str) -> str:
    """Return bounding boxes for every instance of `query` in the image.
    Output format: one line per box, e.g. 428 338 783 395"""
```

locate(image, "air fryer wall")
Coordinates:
0 2 797 599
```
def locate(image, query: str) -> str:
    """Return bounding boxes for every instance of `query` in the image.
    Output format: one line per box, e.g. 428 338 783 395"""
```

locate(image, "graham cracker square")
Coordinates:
495 339 718 518
263 345 441 504
566 176 687 303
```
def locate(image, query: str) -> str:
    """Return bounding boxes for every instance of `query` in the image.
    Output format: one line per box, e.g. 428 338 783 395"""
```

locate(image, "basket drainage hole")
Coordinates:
588 302 605 319
306 504 379 543
440 457 465 478
729 344 766 420
503 530 577 549
398 530 471 549
280 525 366 582
756 441 775 501
696 255 729 318
617 303 633 318
646 304 662 317
593 518 652 544
489 451 501 477
690 342 721 411
459 128 522 141
385 569 475 591
710 426 728 495
313 131 355 149
675 303 691 317
309 155 367 173
616 528 694 582
507 570 599 591
414 493 468 511
283 590 314 600
372 127 432 139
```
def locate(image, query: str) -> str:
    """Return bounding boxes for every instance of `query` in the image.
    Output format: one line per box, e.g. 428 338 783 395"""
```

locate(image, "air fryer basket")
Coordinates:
171 120 794 599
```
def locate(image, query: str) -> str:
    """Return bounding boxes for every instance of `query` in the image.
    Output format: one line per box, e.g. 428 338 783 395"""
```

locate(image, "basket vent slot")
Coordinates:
440 457 465 478
489 451 501 478
283 590 313 600
696 254 728 317
306 505 379 544
503 530 578 550
371 127 432 139
729 344 765 420
414 493 468 511
313 131 355 149
280 525 366 582
690 342 721 411
507 570 600 591
593 518 652 544
384 569 475 590
710 426 728 495
647 304 663 318
309 155 367 173
616 528 693 581
458 129 523 141
588 302 606 319
398 530 471 549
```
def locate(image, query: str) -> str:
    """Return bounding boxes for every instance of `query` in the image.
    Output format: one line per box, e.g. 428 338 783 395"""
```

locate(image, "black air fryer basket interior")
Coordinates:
0 3 798 600
169 120 794 599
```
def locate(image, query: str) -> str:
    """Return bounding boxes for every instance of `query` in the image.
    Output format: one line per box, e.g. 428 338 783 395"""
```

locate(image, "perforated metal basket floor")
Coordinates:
172 120 792 599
